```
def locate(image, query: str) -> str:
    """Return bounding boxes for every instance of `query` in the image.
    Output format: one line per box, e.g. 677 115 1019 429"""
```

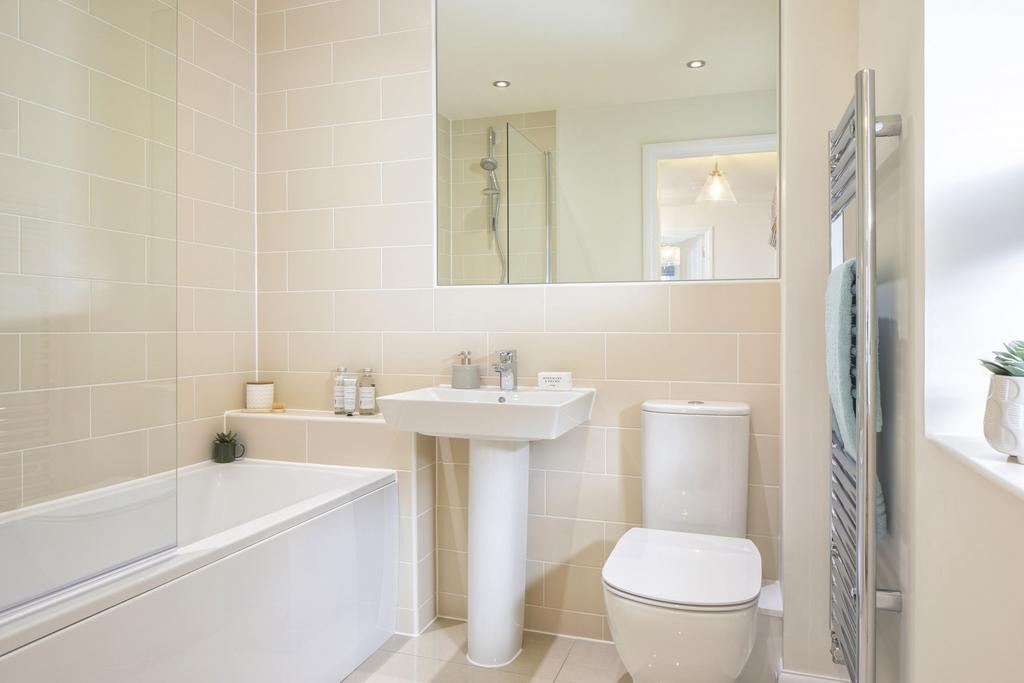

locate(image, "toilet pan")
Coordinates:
602 528 761 683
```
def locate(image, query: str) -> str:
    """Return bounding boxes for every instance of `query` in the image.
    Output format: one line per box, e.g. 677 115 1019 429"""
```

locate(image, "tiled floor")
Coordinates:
344 619 631 682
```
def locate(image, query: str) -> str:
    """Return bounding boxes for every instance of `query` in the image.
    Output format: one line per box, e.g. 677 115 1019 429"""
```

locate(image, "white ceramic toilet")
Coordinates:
603 400 762 683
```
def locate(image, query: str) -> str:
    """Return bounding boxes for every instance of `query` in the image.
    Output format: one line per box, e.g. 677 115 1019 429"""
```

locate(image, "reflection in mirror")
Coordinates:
436 0 779 285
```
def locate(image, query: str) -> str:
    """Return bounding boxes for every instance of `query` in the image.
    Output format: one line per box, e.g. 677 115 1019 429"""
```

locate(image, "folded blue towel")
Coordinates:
826 258 888 537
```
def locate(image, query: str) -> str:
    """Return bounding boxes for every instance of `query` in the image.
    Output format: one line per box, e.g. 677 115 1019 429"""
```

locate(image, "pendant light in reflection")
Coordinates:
695 160 737 204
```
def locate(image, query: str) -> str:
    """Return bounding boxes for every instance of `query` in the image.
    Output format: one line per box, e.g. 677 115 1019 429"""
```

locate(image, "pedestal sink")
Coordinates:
377 386 596 666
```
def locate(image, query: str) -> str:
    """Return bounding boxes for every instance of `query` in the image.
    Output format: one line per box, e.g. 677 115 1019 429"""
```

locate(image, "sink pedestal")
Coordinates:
466 438 530 667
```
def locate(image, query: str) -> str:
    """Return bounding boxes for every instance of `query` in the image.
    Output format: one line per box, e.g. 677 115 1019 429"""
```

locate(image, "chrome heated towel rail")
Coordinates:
827 69 903 683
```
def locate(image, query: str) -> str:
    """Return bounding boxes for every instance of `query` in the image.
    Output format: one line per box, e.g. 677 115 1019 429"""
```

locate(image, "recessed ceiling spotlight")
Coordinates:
686 60 707 69
492 80 511 88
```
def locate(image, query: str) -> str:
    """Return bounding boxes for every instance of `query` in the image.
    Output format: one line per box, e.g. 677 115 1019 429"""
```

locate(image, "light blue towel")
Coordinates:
825 258 888 537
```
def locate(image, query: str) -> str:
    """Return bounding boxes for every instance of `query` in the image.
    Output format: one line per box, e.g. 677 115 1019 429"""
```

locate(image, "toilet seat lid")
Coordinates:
602 528 762 608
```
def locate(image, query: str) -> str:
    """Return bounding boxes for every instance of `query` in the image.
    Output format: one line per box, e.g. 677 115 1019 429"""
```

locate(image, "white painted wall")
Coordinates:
779 0 858 677
663 201 777 280
554 91 776 282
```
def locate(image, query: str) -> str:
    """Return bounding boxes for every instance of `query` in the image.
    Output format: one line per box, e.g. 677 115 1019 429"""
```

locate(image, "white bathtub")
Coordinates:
0 459 398 682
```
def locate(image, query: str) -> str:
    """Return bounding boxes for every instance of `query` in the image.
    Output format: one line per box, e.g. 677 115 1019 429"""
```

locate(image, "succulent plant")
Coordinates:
981 341 1024 376
214 431 239 444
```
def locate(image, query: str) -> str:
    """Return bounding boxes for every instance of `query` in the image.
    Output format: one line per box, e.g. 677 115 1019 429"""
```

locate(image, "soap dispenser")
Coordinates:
452 350 481 389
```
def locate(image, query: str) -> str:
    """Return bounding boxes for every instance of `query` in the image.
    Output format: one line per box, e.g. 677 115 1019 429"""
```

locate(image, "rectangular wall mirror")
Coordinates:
436 0 780 285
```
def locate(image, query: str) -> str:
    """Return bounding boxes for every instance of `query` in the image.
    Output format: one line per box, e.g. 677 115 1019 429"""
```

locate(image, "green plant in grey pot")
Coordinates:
212 431 246 463
981 341 1024 459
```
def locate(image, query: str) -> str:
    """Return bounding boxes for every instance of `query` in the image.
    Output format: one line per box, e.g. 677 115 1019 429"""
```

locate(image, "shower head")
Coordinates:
479 157 498 172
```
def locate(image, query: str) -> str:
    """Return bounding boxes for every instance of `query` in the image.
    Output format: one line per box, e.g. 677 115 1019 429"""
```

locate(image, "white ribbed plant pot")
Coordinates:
983 376 1024 459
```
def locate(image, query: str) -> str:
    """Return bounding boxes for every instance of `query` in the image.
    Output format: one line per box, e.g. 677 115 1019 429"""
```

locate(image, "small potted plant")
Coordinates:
981 340 1024 460
212 431 246 463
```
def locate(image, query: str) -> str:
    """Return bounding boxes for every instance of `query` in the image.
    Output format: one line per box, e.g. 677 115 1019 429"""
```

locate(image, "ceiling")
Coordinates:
437 0 779 120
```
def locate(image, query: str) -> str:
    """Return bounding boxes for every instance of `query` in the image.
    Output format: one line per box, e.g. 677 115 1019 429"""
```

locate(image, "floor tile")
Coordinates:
555 640 631 683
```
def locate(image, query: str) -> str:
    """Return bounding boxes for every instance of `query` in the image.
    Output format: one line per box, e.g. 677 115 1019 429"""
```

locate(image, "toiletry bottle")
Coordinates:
452 350 481 389
358 368 377 415
343 370 357 417
333 367 347 415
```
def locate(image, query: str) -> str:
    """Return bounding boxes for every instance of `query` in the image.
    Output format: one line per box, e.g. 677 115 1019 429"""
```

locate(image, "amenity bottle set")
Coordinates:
333 368 377 416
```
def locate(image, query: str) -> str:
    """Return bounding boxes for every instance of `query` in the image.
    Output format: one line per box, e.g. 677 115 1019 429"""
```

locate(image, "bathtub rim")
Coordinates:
0 458 397 658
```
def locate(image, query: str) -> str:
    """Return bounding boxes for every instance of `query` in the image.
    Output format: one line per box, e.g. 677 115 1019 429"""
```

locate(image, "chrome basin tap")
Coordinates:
492 350 518 391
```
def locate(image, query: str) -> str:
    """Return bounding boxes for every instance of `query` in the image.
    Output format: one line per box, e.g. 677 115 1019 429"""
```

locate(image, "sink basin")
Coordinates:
377 386 595 442
379 384 596 668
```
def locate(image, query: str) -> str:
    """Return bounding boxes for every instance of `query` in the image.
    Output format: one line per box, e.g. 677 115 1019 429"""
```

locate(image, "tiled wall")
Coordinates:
175 0 258 464
0 0 183 510
225 411 436 634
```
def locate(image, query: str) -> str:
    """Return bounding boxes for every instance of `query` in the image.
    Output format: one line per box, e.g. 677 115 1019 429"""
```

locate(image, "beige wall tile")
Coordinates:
90 179 175 238
257 332 288 371
543 564 605 614
0 156 89 225
749 534 779 581
382 246 434 289
21 333 146 390
89 73 175 145
606 333 738 382
437 463 468 509
0 93 15 155
180 0 234 39
178 151 235 204
545 284 670 333
257 172 287 212
258 127 333 172
381 72 432 118
332 29 431 82
234 4 255 53
750 434 780 486
195 201 254 250
195 25 254 91
147 332 176 380
194 290 255 332
0 0 17 37
545 471 642 524
195 372 250 418
0 334 17 392
528 516 606 567
22 431 149 506
334 117 433 165
195 113 255 171
91 283 175 332
288 332 382 372
529 426 605 474
739 333 781 383
288 164 381 210
605 428 641 476
285 0 377 48
177 416 224 466
258 210 333 251
21 219 147 282
436 505 467 552
334 203 433 248
0 34 89 117
286 80 380 128
437 549 467 596
178 332 235 376
0 214 15 273
90 0 176 52
257 92 286 132
381 158 432 203
434 286 544 332
259 292 334 331
0 388 91 452
382 332 486 376
91 380 176 435
670 381 780 435
334 289 433 332
670 281 781 333
381 0 431 32
178 242 235 289
234 333 257 372
257 12 285 53
524 605 604 641
179 61 234 123
235 170 255 211
225 412 307 462
579 379 670 428
0 274 90 333
256 370 334 410
257 252 287 291
747 484 780 537
20 0 146 86
258 45 332 93
287 248 382 291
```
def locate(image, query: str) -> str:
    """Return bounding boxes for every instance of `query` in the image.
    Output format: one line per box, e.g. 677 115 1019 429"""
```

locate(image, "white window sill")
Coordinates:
928 433 1024 502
